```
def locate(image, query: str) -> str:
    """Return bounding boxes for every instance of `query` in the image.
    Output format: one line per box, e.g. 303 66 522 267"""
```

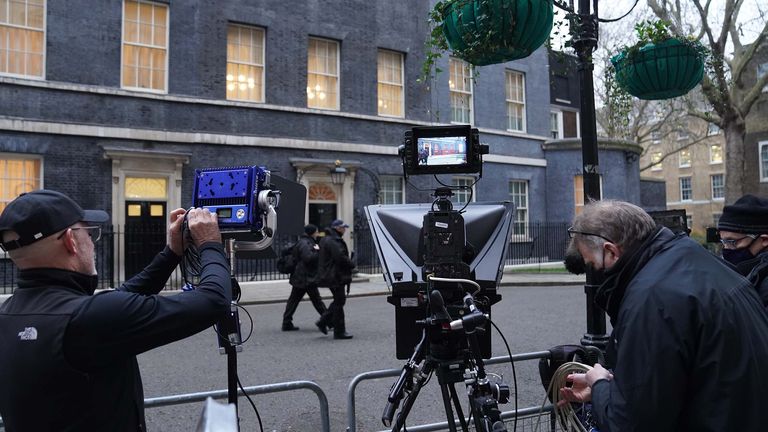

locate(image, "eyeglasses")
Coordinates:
719 234 757 249
567 226 614 243
57 226 102 243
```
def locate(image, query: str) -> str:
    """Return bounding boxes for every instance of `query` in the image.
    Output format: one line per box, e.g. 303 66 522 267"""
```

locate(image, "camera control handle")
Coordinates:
449 293 487 332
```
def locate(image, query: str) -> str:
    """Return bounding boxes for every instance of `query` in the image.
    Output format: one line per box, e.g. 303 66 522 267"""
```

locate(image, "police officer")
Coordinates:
315 219 355 339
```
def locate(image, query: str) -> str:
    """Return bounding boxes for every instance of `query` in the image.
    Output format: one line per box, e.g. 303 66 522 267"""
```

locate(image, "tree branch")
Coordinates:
639 134 714 171
738 71 768 116
732 19 768 86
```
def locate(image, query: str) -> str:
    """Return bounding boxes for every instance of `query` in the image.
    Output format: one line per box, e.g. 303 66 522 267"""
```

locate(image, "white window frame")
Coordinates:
760 141 768 182
678 149 692 168
707 123 721 136
651 151 663 171
0 0 46 80
709 144 723 164
711 173 724 200
377 49 404 118
226 24 265 103
506 70 526 132
758 62 768 92
550 111 560 139
509 180 529 240
449 57 473 124
120 0 169 94
650 130 661 143
680 176 693 201
452 176 476 205
379 175 404 204
307 37 340 110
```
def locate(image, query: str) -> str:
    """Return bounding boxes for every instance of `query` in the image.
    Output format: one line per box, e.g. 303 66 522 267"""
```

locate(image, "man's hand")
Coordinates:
558 364 613 406
187 208 222 247
167 208 187 256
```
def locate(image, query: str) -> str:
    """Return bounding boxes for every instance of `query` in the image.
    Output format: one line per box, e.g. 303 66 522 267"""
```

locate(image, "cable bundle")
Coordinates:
534 362 594 432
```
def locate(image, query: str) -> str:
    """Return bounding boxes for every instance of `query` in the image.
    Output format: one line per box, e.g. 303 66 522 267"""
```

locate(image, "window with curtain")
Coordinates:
679 149 691 167
226 24 264 102
709 144 723 164
651 151 663 171
509 180 528 237
506 70 525 132
0 155 41 214
449 58 472 124
0 0 45 78
377 49 403 117
379 176 403 204
122 0 168 92
307 37 339 110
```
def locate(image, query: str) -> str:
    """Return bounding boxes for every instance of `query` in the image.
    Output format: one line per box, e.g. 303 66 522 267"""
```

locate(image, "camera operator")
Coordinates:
560 200 768 431
716 194 768 308
315 219 354 340
0 190 231 432
281 224 327 331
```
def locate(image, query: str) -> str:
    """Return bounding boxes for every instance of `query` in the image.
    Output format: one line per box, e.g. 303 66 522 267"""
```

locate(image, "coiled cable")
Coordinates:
534 362 593 432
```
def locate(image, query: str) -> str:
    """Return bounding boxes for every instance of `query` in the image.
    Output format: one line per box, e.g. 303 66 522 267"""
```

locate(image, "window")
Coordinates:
574 175 603 216
679 149 691 167
651 151 663 171
449 58 472 124
760 141 768 182
758 62 768 92
0 155 42 214
651 131 661 143
677 127 689 140
509 180 528 236
506 70 525 131
709 144 723 164
122 0 168 92
379 176 403 204
550 111 559 139
377 49 404 117
707 123 721 136
0 0 45 78
680 177 692 201
451 177 475 205
711 174 724 200
226 24 264 102
307 37 339 110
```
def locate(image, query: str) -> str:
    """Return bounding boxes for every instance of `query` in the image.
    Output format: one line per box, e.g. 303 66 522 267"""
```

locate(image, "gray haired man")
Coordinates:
561 200 768 431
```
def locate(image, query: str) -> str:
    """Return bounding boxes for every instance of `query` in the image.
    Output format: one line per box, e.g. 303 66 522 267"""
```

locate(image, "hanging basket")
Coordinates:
611 38 705 100
441 0 554 66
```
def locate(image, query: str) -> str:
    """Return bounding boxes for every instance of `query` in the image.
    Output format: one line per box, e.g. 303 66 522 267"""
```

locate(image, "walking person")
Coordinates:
315 219 355 340
281 224 327 331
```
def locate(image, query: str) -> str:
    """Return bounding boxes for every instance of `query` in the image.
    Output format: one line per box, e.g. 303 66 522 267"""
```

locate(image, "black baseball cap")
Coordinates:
0 189 109 251
331 219 349 228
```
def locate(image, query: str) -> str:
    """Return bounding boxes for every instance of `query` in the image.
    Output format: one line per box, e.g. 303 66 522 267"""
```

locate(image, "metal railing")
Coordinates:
346 351 557 432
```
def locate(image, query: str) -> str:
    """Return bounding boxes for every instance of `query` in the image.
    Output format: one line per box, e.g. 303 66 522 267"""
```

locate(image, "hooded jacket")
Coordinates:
289 233 320 288
590 227 768 432
317 228 354 288
0 244 231 432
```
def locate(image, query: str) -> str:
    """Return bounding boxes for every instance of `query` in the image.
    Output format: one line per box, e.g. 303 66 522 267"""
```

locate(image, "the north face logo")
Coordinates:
18 327 38 341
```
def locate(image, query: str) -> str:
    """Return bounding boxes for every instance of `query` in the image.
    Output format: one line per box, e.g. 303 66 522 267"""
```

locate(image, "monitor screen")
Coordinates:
416 136 468 167
216 207 232 219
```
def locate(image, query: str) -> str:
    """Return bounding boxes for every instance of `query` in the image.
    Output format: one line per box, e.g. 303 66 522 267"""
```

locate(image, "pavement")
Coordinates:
0 266 586 306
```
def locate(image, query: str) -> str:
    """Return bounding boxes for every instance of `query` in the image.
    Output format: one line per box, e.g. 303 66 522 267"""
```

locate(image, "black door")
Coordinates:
309 203 336 232
125 201 166 279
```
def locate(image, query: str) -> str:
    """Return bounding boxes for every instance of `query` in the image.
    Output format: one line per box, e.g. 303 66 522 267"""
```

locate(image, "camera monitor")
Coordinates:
401 125 486 177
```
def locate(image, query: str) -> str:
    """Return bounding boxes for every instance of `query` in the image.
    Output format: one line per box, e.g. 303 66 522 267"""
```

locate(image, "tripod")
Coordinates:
382 289 509 432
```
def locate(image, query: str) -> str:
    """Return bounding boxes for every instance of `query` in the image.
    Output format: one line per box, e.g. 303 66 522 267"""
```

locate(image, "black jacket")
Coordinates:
317 228 354 287
729 250 768 309
0 244 231 432
289 234 319 288
590 227 768 432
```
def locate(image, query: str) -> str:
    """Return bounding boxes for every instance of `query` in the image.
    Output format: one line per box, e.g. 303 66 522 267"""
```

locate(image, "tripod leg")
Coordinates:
438 381 461 432
391 359 435 432
447 383 469 432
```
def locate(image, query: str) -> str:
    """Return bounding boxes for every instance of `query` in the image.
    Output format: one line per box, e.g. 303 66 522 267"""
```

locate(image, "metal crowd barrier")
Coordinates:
144 380 330 432
346 350 556 432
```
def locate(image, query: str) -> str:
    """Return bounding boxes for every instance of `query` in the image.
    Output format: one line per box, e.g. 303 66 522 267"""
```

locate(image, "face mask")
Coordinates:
722 247 755 266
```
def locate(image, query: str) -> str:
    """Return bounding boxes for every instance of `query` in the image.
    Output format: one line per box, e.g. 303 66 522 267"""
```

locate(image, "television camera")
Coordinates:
366 126 516 431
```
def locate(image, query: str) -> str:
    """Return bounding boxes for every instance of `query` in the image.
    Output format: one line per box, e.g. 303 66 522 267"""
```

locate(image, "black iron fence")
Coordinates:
0 222 571 295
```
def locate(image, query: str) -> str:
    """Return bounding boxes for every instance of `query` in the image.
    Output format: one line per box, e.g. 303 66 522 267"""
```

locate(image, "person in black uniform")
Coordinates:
315 219 355 340
281 224 327 331
0 190 230 432
716 194 768 308
560 200 768 431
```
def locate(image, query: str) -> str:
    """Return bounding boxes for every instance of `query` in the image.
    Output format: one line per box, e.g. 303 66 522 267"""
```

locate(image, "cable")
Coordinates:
597 0 639 23
489 320 517 432
237 374 263 432
427 275 481 295
533 362 593 432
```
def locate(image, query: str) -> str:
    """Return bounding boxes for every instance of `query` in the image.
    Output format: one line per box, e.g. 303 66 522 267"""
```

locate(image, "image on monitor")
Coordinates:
416 136 468 167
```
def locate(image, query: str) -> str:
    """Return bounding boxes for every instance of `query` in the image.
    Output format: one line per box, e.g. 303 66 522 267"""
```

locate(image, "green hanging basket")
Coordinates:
441 0 554 66
611 38 705 100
